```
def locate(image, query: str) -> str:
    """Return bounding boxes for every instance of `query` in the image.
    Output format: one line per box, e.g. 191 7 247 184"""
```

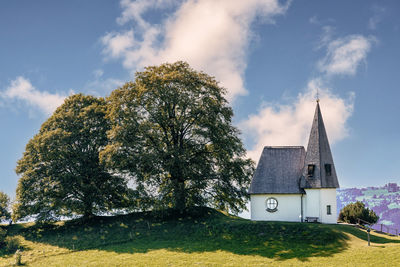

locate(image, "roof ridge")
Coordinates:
264 146 304 149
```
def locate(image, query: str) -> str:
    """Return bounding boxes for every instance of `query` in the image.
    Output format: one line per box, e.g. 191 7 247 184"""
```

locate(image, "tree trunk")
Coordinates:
83 200 94 219
173 178 186 213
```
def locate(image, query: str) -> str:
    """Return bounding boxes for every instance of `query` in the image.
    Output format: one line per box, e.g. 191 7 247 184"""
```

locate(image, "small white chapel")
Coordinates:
249 101 339 224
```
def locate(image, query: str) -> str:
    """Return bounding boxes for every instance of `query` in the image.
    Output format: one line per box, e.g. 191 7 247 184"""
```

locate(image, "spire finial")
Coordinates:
316 87 320 103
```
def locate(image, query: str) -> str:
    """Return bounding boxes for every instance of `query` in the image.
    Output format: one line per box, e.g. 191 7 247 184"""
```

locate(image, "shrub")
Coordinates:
0 228 21 254
4 236 20 253
338 201 379 225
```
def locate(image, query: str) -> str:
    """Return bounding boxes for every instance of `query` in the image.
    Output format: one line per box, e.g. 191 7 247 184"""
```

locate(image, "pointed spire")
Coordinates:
301 102 339 189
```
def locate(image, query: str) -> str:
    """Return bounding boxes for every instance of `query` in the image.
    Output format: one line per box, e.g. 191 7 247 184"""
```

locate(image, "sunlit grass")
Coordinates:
1 208 399 266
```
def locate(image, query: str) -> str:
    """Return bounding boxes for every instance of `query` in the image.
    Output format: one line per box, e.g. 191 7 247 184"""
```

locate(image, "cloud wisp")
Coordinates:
1 77 69 115
102 0 290 102
83 69 125 96
318 34 375 76
368 5 386 30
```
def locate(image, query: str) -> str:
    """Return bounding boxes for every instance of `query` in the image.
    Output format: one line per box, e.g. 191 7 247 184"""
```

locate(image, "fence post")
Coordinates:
381 224 383 232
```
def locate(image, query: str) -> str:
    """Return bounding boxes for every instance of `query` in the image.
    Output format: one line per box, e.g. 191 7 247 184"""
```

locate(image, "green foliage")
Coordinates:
0 228 20 254
4 236 20 253
103 61 254 213
13 94 131 221
338 201 379 225
0 191 11 222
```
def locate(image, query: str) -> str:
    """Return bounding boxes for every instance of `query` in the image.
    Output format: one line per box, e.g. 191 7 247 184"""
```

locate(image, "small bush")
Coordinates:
5 236 20 253
338 201 379 225
1 227 21 254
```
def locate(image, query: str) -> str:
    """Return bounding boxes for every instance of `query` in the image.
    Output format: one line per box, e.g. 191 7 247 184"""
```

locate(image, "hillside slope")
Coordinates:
1 208 399 266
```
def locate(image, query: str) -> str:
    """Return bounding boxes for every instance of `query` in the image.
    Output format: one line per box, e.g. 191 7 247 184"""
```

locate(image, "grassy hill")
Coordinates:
1 207 399 266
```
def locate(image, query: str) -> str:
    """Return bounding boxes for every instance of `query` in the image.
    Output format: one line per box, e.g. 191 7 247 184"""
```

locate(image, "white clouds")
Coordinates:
102 0 290 101
318 35 374 76
241 30 374 161
102 30 135 58
1 77 69 115
241 79 354 161
102 0 374 163
117 0 178 26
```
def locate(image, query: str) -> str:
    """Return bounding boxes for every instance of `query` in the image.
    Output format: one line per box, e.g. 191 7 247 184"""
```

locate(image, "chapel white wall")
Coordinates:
304 189 320 218
320 188 337 224
304 188 337 224
250 194 302 222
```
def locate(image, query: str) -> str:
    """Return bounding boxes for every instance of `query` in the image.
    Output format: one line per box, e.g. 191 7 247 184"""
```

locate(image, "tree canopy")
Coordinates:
14 94 130 221
102 61 254 213
338 201 379 225
0 192 10 222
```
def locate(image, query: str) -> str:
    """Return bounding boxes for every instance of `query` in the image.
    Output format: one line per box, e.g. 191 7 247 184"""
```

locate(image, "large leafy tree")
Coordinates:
0 192 10 222
102 61 254 213
14 94 130 221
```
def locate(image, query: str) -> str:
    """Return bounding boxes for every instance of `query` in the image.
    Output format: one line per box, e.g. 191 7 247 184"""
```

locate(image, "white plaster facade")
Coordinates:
316 188 337 224
251 194 302 222
251 189 337 223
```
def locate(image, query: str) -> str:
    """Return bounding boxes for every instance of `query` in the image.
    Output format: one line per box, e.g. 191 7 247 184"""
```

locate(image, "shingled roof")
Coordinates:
300 102 340 189
249 146 306 194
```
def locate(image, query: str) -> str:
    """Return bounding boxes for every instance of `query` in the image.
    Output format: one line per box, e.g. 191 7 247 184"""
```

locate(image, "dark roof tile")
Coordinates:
249 146 305 194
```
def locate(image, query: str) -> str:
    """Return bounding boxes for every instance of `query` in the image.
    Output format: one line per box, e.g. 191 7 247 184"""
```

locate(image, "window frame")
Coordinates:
266 197 278 213
327 205 331 215
325 164 332 176
307 164 315 177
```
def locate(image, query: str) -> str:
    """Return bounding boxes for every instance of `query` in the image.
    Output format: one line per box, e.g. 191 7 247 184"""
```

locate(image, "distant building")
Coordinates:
388 183 399 193
249 102 339 224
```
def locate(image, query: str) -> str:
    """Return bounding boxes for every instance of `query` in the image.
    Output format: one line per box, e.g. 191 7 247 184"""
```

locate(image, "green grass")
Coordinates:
1 207 399 266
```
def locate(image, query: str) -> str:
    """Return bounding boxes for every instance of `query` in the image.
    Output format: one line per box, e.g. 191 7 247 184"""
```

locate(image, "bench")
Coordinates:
305 217 319 223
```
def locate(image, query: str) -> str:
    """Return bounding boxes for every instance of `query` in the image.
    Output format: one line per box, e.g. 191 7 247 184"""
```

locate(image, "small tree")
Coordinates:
14 94 131 221
102 62 254 213
338 201 379 225
0 192 11 222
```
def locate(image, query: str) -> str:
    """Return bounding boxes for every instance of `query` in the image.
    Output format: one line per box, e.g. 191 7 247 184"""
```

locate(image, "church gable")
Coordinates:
249 146 305 194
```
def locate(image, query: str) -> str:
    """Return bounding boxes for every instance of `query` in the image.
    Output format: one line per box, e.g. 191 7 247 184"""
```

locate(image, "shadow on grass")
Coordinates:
6 208 399 261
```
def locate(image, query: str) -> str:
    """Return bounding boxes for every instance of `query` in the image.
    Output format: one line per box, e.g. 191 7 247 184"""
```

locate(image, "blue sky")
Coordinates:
1 0 400 198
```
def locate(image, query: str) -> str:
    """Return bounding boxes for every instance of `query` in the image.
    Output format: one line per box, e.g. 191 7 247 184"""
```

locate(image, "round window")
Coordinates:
266 197 278 212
